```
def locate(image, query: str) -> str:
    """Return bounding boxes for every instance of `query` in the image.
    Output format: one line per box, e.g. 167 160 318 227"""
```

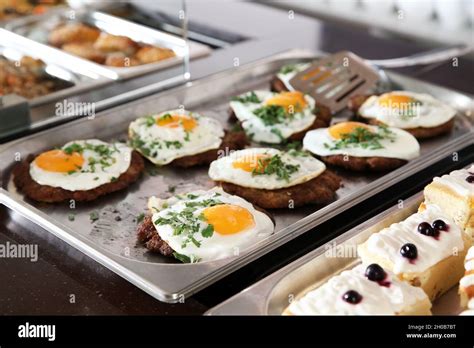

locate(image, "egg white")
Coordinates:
148 187 274 262
128 109 224 165
359 91 457 129
230 90 316 144
30 139 132 191
208 147 326 190
303 125 420 160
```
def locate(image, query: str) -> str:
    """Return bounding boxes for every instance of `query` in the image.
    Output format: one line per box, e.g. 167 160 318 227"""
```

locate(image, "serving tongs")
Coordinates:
289 45 473 113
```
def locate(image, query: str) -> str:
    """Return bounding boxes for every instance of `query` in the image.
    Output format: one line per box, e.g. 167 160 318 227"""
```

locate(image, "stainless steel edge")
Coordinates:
0 51 473 302
205 193 426 315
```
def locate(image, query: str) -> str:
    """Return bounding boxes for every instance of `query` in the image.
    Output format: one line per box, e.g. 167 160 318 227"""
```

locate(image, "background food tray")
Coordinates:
0 52 473 303
0 28 111 107
6 9 212 80
206 190 466 315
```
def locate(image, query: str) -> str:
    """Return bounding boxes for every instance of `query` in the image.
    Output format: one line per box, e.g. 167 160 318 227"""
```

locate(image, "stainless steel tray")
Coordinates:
206 190 466 315
0 28 111 107
0 52 473 303
5 9 211 80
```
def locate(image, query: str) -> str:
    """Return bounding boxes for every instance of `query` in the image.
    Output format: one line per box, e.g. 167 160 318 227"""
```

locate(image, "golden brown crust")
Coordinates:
348 94 455 139
169 131 248 168
13 151 144 203
320 155 406 172
216 170 341 209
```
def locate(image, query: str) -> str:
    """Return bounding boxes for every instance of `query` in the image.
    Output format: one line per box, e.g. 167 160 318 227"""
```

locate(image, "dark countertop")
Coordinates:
0 0 473 315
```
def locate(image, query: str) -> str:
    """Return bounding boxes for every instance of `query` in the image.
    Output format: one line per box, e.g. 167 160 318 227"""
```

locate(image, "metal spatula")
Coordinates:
289 45 472 113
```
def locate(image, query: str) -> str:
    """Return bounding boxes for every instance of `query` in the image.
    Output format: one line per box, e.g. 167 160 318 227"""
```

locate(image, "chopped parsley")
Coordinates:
159 113 173 121
168 185 177 194
89 211 99 223
252 154 300 182
144 115 156 127
285 141 309 157
279 64 297 74
270 128 285 141
136 213 145 224
68 214 75 222
153 194 223 250
253 105 289 126
325 126 395 150
172 252 200 263
62 142 120 174
164 140 183 149
231 91 261 104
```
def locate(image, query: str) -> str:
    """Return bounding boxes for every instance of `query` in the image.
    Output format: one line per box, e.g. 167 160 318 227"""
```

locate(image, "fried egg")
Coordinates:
208 147 326 190
147 187 274 262
128 109 224 165
359 91 457 129
29 139 132 191
276 63 311 91
303 122 420 160
230 90 316 144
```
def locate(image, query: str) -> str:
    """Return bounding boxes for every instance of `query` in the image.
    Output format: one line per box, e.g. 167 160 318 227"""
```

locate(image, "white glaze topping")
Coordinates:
286 264 428 315
360 204 464 274
432 164 474 197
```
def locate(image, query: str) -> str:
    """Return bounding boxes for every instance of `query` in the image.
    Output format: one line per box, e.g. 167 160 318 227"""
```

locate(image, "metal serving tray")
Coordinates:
206 189 467 315
0 28 111 107
0 52 473 303
6 9 211 80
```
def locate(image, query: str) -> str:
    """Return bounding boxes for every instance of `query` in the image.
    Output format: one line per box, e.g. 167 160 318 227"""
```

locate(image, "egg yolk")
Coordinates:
202 204 255 235
232 154 270 173
34 149 84 173
156 114 197 131
328 122 371 139
378 94 415 109
266 91 307 113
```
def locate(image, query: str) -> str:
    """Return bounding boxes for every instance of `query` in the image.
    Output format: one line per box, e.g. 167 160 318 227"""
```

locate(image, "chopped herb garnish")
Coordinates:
168 185 177 194
89 211 99 223
160 113 173 121
93 177 99 181
270 127 285 141
154 194 223 250
136 213 145 224
232 91 261 104
201 224 214 238
253 105 289 126
172 252 192 263
279 64 297 74
325 126 395 150
285 141 309 157
165 140 183 149
68 214 75 222
144 115 156 127
252 154 300 182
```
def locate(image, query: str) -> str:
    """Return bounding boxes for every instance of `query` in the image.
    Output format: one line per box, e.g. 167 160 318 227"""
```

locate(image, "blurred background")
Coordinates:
256 0 474 45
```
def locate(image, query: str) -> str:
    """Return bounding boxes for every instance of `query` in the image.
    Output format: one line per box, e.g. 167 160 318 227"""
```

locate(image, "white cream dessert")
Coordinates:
284 264 431 315
459 246 474 312
424 164 474 237
358 204 471 301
